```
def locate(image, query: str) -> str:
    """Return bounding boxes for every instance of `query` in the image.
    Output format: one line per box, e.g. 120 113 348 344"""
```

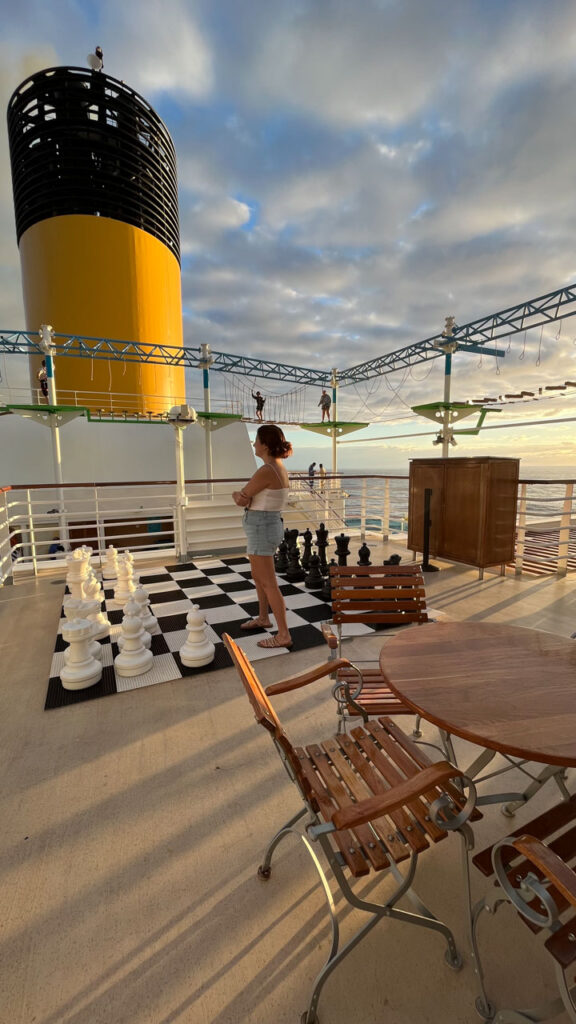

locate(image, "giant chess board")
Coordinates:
46 555 373 709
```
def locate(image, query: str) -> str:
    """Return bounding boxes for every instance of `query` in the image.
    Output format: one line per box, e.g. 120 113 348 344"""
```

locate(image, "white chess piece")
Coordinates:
114 602 154 676
117 597 151 650
63 597 103 660
82 575 110 638
133 585 159 634
65 548 91 599
102 545 118 581
113 554 136 606
179 605 215 667
60 618 102 690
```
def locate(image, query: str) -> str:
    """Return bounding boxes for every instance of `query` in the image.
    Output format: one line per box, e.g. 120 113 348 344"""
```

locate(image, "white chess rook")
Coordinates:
102 545 119 581
63 597 103 660
133 585 159 634
179 605 215 667
65 548 92 599
114 603 154 677
60 618 102 690
117 597 151 651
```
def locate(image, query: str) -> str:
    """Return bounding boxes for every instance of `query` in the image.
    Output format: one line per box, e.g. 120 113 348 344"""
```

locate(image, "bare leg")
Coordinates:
248 557 272 624
250 555 291 644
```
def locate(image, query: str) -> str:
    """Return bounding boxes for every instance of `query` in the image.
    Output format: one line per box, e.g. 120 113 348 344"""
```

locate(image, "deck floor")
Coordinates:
2 539 576 1024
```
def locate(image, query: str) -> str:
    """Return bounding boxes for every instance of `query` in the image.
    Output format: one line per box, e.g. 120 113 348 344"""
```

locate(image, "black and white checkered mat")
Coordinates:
46 555 372 709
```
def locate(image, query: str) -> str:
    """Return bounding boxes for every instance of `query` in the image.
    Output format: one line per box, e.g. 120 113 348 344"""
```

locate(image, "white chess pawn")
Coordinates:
114 603 154 676
60 618 102 690
113 555 136 606
102 545 118 581
63 597 103 660
117 597 151 650
133 585 159 634
179 605 215 667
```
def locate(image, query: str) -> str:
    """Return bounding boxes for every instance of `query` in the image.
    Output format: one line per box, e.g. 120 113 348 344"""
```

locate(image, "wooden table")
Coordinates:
379 622 576 768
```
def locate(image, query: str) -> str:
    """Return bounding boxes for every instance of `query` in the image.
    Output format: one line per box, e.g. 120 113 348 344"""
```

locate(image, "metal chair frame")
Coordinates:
224 632 479 1024
469 795 576 1023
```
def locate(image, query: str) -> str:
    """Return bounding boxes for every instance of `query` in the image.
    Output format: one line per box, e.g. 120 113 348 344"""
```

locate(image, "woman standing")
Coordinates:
232 424 293 649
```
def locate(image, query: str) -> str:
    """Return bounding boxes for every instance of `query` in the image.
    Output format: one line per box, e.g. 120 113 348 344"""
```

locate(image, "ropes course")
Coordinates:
222 372 309 423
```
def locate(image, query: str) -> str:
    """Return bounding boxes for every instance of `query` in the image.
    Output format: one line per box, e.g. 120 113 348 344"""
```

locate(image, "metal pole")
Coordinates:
26 488 38 576
200 344 214 497
331 367 338 473
421 488 439 572
382 477 390 543
360 478 367 542
442 351 452 459
173 423 188 559
557 482 574 578
43 343 70 550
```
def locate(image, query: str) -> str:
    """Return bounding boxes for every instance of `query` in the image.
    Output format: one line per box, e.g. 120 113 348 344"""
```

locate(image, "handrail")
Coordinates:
1 474 574 582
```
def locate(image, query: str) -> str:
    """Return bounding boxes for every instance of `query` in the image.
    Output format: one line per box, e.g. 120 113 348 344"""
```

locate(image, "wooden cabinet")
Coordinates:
408 457 519 569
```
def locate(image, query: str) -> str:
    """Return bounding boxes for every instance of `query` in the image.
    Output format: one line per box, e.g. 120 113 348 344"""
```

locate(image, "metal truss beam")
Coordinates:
0 331 330 386
2 280 576 386
343 283 576 383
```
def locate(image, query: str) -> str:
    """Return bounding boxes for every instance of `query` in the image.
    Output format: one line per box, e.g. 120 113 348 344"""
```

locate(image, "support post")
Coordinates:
382 477 390 543
172 423 189 560
557 482 574 578
515 482 527 577
26 488 38 576
200 343 214 497
442 352 452 459
360 478 367 543
421 488 439 572
40 327 70 550
331 367 338 474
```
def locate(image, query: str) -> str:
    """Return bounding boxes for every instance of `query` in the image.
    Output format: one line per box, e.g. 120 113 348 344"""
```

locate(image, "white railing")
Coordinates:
1 473 574 582
514 478 576 577
0 488 12 586
0 385 244 417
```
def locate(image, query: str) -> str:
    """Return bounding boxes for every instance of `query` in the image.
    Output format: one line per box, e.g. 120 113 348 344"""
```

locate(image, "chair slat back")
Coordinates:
330 563 429 626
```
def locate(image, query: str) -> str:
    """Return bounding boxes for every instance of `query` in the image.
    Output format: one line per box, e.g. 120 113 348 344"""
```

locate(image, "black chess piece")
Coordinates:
301 528 313 570
357 543 371 566
335 532 350 566
304 552 324 591
384 553 402 565
315 522 329 573
286 528 299 550
275 539 289 573
285 542 306 582
320 559 336 604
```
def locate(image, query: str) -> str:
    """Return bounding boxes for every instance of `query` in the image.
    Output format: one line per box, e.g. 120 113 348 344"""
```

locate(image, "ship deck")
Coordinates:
2 537 576 1024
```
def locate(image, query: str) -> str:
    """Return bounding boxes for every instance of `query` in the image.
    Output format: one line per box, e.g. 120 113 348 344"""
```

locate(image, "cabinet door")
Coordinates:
483 461 519 563
408 462 444 554
441 461 484 563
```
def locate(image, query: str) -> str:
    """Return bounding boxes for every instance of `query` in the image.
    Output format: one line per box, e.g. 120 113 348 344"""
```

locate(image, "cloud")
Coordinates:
1 0 576 461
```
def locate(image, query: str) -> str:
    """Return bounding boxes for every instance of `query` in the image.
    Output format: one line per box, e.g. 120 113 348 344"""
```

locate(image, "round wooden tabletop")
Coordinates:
379 622 576 766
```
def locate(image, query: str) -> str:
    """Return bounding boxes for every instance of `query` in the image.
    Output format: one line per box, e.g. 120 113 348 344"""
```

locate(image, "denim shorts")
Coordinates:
243 509 284 556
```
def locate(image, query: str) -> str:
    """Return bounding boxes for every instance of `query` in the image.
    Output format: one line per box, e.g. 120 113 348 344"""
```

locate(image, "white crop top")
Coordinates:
249 462 290 512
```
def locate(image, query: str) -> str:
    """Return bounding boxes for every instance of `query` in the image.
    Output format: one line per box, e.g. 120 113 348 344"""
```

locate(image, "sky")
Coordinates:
1 0 576 471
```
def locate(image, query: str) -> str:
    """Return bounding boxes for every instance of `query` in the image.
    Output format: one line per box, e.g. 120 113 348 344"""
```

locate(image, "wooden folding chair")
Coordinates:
470 795 576 1022
223 633 479 1024
321 563 438 732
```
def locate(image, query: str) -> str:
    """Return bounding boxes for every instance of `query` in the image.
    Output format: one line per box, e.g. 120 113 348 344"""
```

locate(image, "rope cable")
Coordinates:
536 325 543 367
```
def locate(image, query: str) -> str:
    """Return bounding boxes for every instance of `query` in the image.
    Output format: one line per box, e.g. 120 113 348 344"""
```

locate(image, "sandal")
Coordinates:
257 635 293 650
240 618 272 631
